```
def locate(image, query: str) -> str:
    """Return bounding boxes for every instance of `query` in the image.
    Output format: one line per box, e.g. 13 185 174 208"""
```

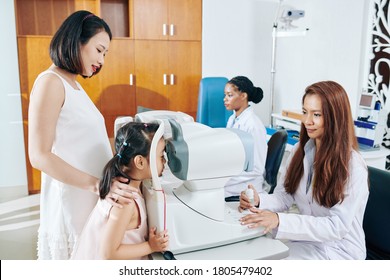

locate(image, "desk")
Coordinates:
359 147 390 170
152 235 289 260
271 113 301 132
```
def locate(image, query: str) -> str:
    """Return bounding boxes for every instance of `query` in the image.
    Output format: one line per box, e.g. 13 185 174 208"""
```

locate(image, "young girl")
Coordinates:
71 122 169 260
224 76 268 198
239 81 369 259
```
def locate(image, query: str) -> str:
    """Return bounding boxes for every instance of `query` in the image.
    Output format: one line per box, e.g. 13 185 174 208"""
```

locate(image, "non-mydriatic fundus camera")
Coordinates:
282 9 305 20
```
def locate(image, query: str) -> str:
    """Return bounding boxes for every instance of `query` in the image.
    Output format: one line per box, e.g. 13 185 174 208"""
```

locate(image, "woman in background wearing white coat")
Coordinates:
223 76 268 200
239 81 369 259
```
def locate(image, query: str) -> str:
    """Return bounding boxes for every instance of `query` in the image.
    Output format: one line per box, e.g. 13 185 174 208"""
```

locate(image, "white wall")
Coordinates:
202 0 370 125
0 0 28 190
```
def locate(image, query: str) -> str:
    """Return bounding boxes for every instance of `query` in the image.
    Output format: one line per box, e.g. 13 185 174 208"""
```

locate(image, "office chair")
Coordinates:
265 129 288 194
225 129 288 202
196 77 231 128
363 166 390 260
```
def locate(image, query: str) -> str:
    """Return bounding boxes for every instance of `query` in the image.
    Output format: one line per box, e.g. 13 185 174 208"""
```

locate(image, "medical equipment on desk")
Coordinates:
134 110 265 255
354 93 387 149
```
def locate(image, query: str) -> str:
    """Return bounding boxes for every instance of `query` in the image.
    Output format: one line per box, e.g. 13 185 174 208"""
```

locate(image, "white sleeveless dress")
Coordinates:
33 70 113 259
71 195 148 260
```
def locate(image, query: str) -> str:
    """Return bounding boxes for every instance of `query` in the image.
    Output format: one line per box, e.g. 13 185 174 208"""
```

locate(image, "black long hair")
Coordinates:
99 122 159 199
228 76 264 103
50 10 112 77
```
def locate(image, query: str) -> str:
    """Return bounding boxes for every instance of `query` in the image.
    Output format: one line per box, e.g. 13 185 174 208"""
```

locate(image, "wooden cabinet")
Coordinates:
17 37 52 194
15 0 202 193
15 0 99 36
99 39 136 136
133 0 202 40
134 40 201 117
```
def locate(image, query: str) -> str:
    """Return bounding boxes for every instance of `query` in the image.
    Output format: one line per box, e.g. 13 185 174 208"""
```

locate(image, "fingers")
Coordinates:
149 228 169 251
240 210 278 233
246 185 260 207
108 193 123 208
239 210 265 228
158 231 169 250
113 187 135 200
239 190 252 211
110 179 138 205
117 176 130 184
240 190 248 201
149 227 157 235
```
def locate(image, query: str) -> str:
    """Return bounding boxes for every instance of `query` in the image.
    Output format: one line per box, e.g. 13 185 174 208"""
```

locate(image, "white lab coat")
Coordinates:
225 106 267 197
259 139 369 259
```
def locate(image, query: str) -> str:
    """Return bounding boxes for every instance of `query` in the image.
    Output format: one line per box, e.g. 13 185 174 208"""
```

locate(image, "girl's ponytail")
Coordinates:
99 155 130 199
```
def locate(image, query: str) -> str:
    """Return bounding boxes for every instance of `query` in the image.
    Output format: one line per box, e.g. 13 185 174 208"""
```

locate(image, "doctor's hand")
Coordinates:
107 177 138 208
238 185 260 212
240 208 279 234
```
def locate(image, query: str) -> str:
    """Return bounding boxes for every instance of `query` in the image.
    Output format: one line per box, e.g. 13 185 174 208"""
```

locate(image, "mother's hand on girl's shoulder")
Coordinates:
107 177 139 208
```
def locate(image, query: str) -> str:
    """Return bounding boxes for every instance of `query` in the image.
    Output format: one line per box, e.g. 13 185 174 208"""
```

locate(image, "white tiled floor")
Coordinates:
0 186 39 260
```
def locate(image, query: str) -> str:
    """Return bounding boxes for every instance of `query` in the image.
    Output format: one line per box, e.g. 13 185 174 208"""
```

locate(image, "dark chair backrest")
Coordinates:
196 77 231 128
265 129 288 194
363 166 390 260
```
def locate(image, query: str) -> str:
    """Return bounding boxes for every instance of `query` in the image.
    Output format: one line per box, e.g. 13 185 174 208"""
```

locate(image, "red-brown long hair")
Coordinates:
284 81 358 207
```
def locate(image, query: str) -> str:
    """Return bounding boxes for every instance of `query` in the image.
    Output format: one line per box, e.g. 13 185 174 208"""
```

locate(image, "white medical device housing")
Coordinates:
135 110 264 254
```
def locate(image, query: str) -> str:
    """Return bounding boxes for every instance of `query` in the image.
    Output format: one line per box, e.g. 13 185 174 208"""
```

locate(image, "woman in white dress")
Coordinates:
224 76 268 199
28 10 135 260
239 81 369 259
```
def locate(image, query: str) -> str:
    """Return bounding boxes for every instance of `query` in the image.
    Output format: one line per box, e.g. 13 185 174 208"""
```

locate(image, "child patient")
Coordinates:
72 122 169 259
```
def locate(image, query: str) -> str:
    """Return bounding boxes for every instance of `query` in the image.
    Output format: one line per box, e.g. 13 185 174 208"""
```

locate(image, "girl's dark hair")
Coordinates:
284 81 358 208
228 76 264 104
99 122 159 199
49 10 112 78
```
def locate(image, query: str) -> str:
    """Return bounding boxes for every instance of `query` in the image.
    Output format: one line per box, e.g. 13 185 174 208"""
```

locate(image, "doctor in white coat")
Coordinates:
224 76 268 199
239 81 369 259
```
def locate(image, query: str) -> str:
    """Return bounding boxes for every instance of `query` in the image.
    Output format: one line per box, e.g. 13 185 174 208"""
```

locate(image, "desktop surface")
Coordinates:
152 235 289 260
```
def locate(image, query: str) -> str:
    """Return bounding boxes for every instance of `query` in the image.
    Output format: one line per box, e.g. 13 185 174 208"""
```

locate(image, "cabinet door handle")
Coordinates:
163 24 168 36
163 74 168 85
129 74 134 86
170 24 175 36
170 74 175 85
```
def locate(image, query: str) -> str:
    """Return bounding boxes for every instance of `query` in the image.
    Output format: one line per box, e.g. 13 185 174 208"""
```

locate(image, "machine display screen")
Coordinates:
359 94 374 108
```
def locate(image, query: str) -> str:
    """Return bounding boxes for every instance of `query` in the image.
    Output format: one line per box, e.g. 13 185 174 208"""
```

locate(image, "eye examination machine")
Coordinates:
134 110 266 256
354 93 387 149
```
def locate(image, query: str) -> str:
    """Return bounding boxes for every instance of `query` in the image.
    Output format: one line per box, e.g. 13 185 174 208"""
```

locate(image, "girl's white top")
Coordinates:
71 195 148 260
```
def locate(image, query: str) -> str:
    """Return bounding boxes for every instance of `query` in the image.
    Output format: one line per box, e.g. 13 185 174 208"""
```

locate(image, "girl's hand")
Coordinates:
238 185 260 212
239 208 279 234
148 227 169 253
108 177 138 208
